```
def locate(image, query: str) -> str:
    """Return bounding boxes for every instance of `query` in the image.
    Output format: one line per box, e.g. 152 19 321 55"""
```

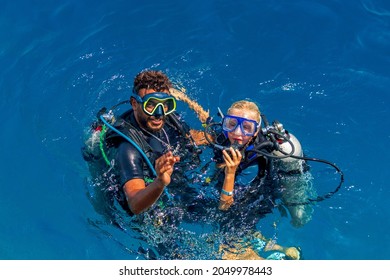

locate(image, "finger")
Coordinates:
166 155 178 166
222 156 231 166
229 147 238 160
158 162 173 175
231 148 243 164
222 150 233 165
155 157 163 169
155 154 167 166
164 165 175 176
159 166 171 175
236 150 242 160
222 149 232 160
156 157 171 172
161 152 177 164
158 151 172 163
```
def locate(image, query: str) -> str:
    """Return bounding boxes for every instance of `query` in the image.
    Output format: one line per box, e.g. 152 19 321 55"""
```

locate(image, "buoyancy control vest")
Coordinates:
104 110 154 160
82 109 199 178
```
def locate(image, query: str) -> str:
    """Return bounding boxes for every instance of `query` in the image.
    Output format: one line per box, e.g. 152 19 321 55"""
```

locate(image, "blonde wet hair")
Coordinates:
169 88 210 123
169 89 261 126
227 100 261 123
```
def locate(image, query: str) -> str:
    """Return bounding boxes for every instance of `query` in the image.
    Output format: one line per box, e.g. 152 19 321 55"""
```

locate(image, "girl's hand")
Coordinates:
222 147 242 175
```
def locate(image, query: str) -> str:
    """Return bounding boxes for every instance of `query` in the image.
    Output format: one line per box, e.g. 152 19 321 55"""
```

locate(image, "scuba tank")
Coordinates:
268 120 304 173
82 107 115 165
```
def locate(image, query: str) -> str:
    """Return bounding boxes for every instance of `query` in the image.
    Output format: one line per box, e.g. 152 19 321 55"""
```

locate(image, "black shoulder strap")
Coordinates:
165 113 190 137
239 133 273 173
105 110 152 153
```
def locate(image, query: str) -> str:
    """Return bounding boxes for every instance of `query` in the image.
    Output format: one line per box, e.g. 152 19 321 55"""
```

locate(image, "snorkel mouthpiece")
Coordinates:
213 140 243 151
226 140 245 161
230 140 243 150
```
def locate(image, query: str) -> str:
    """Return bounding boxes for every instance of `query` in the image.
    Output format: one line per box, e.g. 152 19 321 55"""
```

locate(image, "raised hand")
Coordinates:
155 151 180 187
222 147 242 175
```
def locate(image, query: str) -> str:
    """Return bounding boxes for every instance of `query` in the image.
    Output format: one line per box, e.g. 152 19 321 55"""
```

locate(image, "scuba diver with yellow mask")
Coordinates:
83 70 208 217
82 70 211 259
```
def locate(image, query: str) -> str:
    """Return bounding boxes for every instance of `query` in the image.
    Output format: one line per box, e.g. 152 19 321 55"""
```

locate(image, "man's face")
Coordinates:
132 88 168 132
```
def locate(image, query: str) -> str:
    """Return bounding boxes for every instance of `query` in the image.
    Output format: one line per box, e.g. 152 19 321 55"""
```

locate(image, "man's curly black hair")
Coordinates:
133 70 172 94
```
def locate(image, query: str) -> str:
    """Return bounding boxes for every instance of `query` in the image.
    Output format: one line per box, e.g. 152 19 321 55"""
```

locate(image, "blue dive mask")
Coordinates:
222 115 260 136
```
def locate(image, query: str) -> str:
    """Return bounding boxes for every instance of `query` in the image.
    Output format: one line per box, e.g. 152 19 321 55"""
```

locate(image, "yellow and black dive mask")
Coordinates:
131 92 177 117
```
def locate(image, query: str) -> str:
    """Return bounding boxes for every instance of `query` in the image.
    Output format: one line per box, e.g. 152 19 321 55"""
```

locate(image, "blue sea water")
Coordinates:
0 0 389 260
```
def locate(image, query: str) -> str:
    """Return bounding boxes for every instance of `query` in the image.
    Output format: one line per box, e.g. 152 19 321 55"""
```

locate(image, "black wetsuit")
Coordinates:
104 110 206 259
105 110 200 217
114 111 179 186
84 109 207 259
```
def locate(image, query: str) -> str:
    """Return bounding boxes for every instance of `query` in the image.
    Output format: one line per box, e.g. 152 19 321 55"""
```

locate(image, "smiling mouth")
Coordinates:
149 117 163 126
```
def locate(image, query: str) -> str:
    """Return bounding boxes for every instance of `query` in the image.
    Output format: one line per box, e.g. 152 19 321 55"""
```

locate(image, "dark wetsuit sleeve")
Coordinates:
116 141 145 186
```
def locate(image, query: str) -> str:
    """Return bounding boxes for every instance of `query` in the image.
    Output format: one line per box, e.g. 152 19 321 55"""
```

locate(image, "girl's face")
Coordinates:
225 108 259 146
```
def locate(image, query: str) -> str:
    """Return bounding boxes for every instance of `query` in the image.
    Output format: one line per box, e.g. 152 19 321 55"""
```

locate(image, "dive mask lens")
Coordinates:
222 115 258 136
222 116 239 132
241 120 257 136
139 92 177 116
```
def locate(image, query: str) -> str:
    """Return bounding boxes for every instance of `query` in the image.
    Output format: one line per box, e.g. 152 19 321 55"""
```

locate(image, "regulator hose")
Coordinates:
203 120 344 206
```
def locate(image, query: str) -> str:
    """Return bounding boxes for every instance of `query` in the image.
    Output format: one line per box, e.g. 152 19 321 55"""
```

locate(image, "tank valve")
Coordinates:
272 120 285 134
102 110 115 124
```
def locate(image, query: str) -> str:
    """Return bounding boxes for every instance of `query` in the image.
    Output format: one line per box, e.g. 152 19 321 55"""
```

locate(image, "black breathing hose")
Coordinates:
204 120 345 206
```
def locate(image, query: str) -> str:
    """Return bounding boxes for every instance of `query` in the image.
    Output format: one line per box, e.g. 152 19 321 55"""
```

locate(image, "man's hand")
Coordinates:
155 151 180 187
